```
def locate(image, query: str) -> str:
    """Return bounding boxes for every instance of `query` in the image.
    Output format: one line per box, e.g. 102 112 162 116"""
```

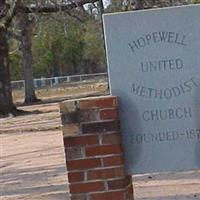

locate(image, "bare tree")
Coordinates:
18 11 39 103
0 0 20 115
0 26 15 115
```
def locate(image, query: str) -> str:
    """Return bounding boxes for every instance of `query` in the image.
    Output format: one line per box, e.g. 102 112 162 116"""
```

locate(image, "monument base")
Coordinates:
60 96 134 200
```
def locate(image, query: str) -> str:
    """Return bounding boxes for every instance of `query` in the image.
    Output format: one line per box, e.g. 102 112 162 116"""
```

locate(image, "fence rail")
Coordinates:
11 73 108 90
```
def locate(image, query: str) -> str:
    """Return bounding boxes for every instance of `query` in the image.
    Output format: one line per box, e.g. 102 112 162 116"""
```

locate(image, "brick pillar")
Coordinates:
60 96 134 200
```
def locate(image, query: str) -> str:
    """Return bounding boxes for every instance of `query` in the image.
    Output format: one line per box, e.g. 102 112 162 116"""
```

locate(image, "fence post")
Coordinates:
60 96 134 200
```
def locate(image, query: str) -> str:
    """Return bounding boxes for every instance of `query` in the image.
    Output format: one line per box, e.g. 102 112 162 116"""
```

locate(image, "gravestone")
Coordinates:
103 5 200 174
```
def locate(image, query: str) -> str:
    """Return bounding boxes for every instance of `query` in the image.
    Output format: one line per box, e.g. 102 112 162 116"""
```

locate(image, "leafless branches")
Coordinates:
0 0 21 28
24 0 98 13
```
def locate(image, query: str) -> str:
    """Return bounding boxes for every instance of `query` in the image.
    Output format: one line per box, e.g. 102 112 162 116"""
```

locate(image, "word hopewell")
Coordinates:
128 31 187 53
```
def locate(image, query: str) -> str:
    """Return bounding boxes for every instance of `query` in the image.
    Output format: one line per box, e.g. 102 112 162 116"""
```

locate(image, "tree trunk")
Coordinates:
18 12 38 103
98 0 106 50
0 26 16 115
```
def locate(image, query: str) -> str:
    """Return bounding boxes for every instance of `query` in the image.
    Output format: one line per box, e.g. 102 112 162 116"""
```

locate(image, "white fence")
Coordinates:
11 73 108 90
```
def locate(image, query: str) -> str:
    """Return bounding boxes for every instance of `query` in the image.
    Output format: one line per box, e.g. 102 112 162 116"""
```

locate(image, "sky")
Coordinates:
103 0 111 8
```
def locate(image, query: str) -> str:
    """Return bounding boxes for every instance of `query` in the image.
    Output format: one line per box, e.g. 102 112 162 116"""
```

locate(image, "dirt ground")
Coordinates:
1 83 200 200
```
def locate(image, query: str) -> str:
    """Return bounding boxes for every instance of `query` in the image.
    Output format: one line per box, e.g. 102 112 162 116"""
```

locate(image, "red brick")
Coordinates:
64 135 99 147
102 133 121 144
90 191 125 200
67 158 101 170
79 96 117 110
100 109 118 120
79 109 100 122
87 167 125 180
61 107 100 124
65 146 84 160
82 120 120 134
86 144 122 157
68 172 84 183
71 194 87 200
69 181 104 193
103 155 124 167
107 178 130 190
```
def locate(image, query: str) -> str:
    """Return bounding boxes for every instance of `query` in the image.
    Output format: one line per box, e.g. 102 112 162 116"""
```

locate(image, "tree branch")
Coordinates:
0 3 10 18
24 0 99 13
1 0 21 28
